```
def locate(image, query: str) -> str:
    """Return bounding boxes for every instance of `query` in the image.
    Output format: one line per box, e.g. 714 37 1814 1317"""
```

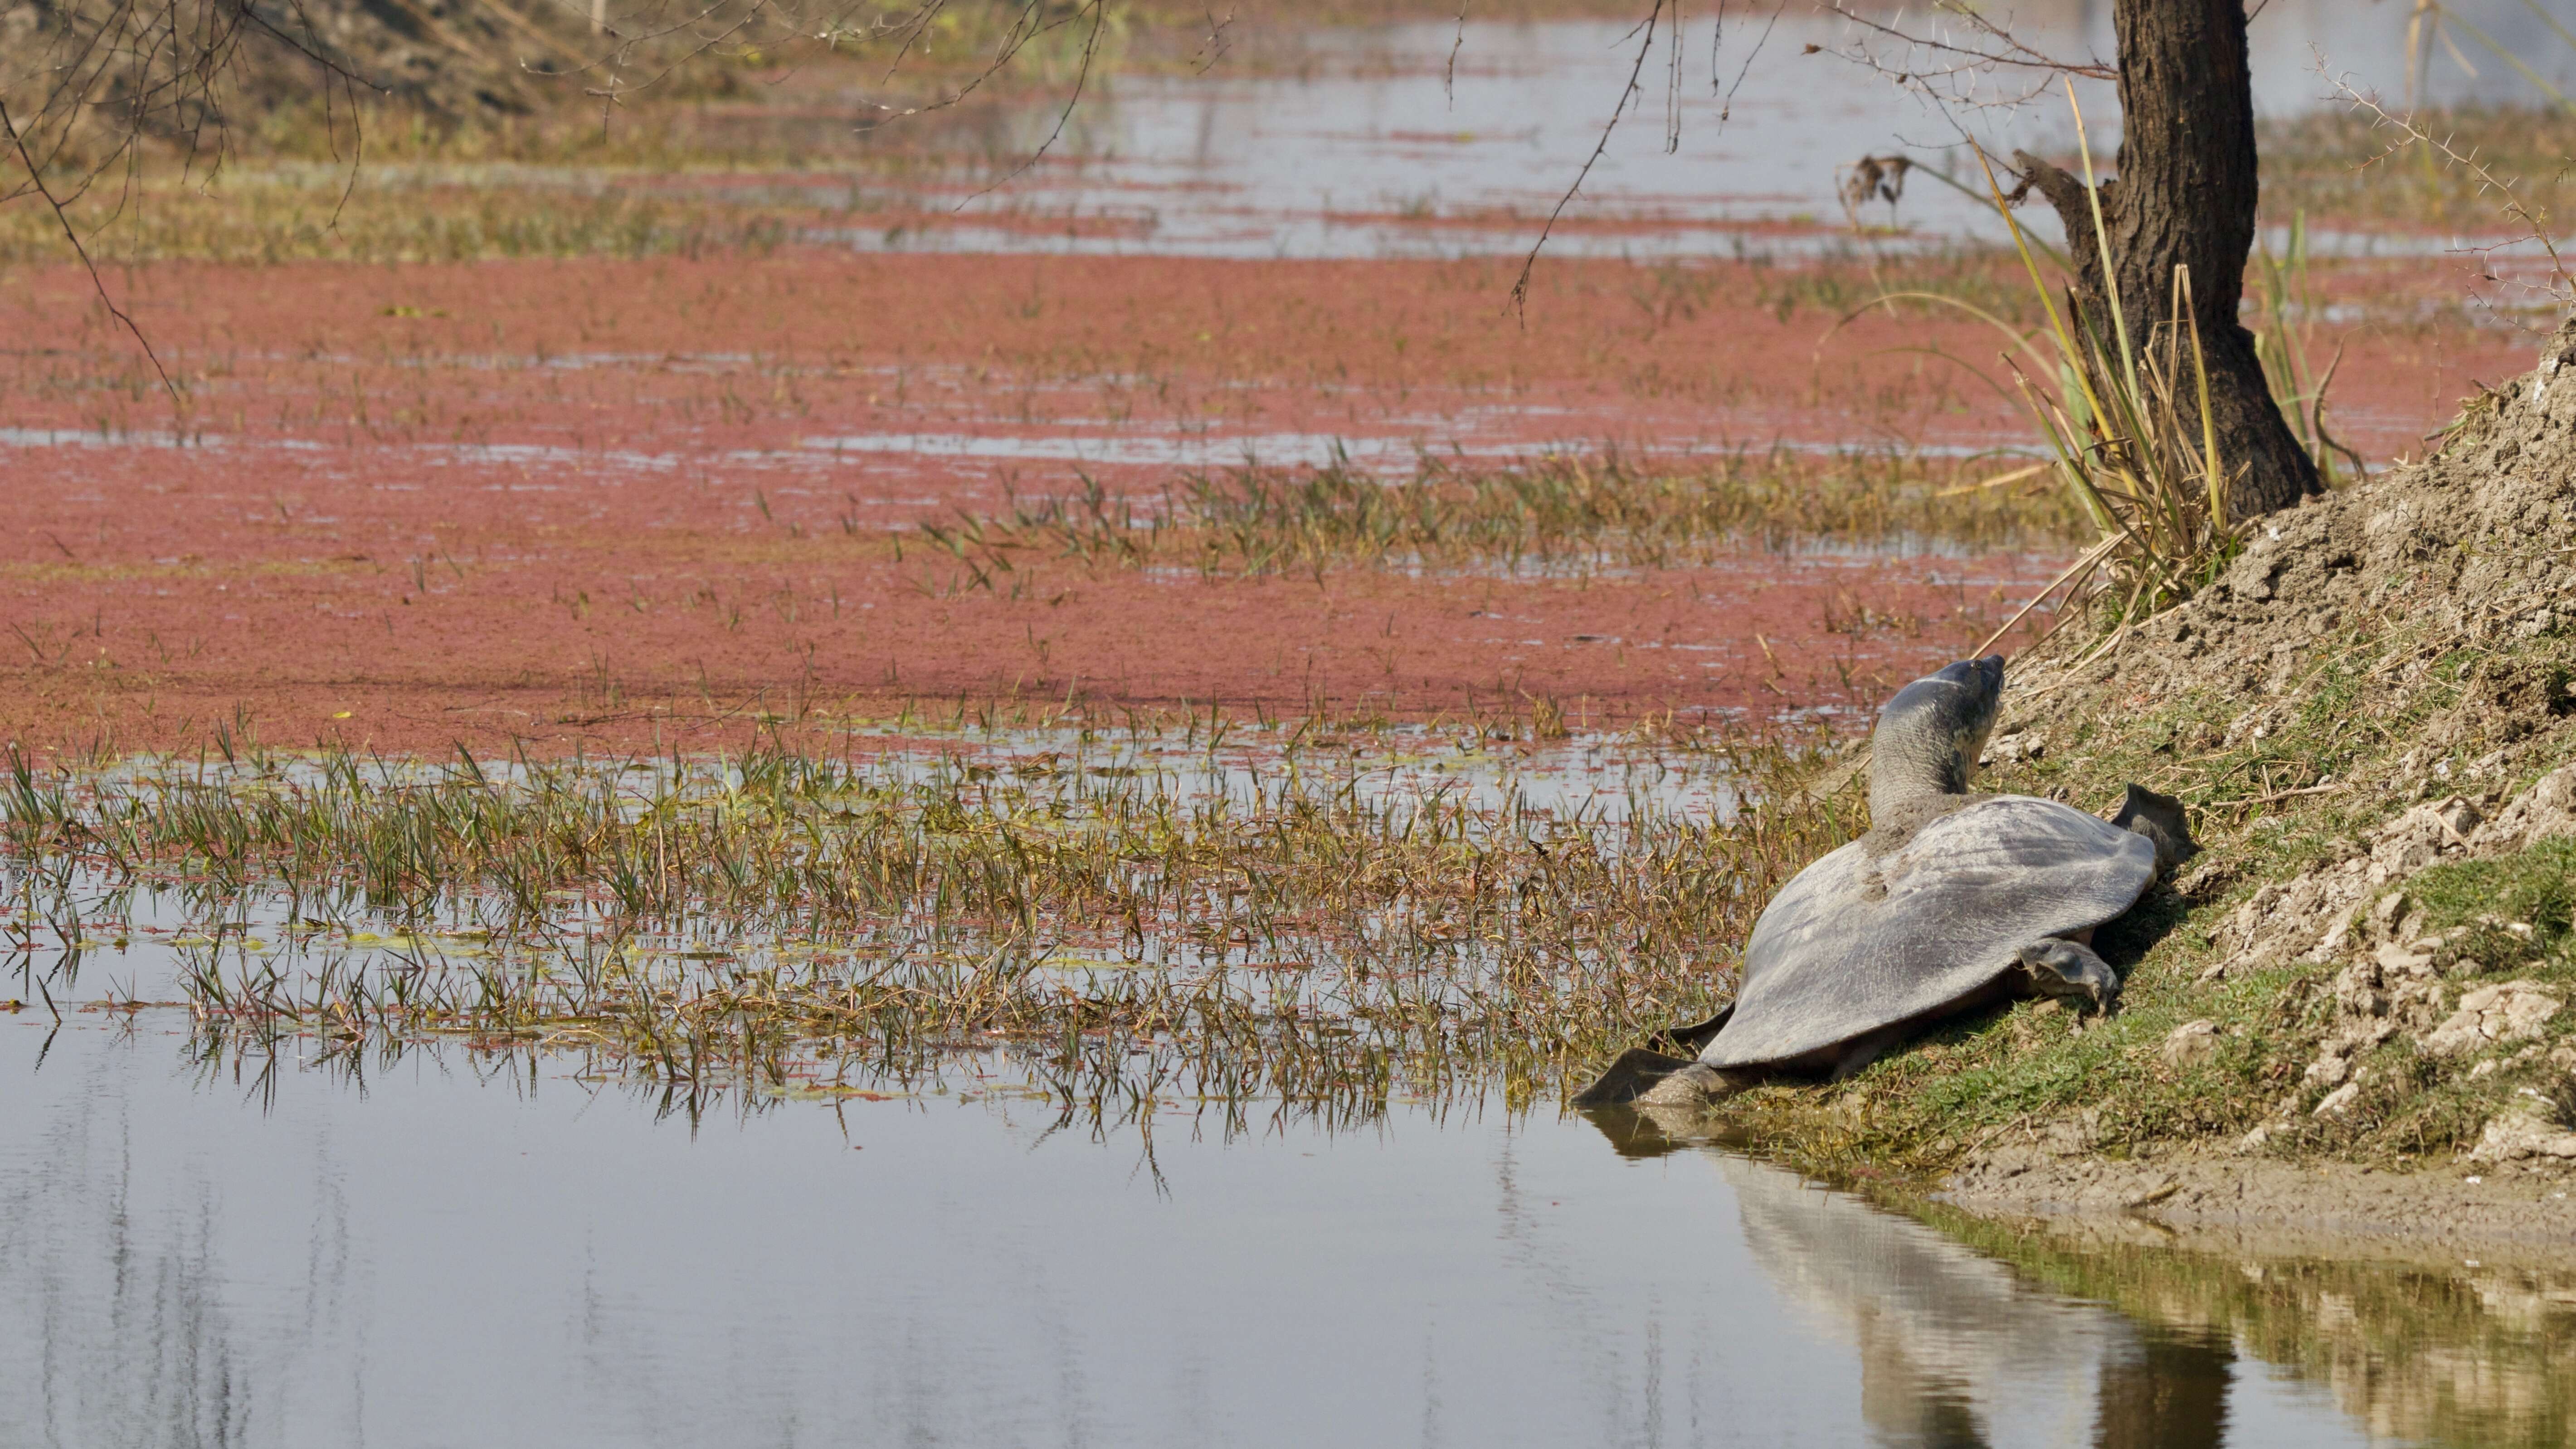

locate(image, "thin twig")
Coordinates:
1510 0 1668 321
1712 0 1780 124
0 96 177 402
1825 2 2112 83
2328 67 2574 310
1446 0 1471 107
958 0 1108 209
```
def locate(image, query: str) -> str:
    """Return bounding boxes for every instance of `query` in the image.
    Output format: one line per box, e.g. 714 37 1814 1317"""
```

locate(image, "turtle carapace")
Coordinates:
1576 655 2196 1109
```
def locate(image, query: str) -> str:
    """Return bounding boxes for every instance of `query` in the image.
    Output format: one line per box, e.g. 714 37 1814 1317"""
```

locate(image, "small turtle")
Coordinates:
1576 654 2195 1108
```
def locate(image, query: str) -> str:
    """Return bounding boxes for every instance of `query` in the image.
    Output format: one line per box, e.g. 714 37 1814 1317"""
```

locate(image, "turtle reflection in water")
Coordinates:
1578 654 2196 1109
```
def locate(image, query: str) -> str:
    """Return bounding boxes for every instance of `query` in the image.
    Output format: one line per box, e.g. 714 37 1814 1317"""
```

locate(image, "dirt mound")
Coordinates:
2009 313 2576 751
1830 311 2576 1236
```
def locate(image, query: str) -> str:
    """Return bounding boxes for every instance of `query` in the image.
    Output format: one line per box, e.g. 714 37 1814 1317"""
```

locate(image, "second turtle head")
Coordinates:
1869 654 2004 814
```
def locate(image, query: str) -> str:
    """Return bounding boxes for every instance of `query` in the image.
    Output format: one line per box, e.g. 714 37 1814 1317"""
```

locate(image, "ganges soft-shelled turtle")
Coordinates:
1578 654 2196 1109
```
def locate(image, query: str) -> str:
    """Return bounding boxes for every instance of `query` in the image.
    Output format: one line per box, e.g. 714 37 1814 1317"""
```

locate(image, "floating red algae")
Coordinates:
0 251 2523 757
0 250 2513 469
0 478 2052 757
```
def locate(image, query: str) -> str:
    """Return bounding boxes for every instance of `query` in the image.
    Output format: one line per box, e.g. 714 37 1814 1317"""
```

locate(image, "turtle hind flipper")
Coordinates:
2112 783 2198 875
1573 1005 1738 1106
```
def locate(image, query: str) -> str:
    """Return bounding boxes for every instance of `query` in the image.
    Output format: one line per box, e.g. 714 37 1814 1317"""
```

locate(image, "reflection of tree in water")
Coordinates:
1606 1106 2576 1447
1853 1321 1990 1448
2092 1329 2231 1449
1929 1207 2576 1449
0 1048 257 1448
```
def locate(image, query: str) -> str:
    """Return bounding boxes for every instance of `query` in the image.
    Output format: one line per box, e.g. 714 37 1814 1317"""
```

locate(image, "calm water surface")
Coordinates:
10 1013 2568 1449
768 0 2576 260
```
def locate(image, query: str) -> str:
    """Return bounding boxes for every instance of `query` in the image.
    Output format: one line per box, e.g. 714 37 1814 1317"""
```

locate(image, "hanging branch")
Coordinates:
0 95 177 401
956 0 1110 209
1712 0 1785 123
3 0 382 403
1509 0 1670 321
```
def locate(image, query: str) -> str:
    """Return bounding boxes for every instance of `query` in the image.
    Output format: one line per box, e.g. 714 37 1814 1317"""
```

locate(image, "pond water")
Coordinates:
762 0 2576 260
15 1013 2554 1449
6 729 2576 1446
15 5 2576 1427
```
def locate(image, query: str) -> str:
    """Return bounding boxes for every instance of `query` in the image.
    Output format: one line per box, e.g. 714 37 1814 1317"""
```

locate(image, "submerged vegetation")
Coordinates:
0 715 1854 1114
910 448 2087 589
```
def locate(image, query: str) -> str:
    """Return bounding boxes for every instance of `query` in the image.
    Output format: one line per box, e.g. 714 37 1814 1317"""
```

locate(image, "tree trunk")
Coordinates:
2013 0 2318 521
2090 1328 2233 1449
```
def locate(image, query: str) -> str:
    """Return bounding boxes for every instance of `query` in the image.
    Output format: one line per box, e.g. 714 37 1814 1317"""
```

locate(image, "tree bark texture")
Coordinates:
2013 0 2319 520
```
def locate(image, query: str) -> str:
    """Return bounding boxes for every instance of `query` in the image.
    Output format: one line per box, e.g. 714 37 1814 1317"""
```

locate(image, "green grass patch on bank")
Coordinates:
2410 836 2576 956
1722 592 2576 1179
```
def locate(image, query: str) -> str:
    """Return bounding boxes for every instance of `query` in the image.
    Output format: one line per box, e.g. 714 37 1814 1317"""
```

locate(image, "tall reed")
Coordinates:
1874 87 2264 641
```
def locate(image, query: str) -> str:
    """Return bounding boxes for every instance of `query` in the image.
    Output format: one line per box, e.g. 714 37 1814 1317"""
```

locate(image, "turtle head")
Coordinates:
1868 654 2003 813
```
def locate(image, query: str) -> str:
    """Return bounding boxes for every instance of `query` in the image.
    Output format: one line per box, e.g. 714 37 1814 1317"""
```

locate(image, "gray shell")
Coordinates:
1699 795 2156 1070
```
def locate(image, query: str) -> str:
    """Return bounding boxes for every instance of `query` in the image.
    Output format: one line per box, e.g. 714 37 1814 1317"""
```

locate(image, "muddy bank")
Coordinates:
1948 1133 2576 1254
1680 313 2576 1251
1626 1094 2576 1258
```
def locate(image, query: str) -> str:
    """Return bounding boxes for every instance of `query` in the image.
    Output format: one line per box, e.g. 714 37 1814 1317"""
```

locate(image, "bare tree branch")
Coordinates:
0 0 386 398
1712 0 1784 123
1510 0 1670 321
1826 2 2112 83
2326 66 2573 321
0 93 178 402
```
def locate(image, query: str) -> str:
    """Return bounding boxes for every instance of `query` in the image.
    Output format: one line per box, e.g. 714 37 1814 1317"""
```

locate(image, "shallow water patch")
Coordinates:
0 724 1825 1099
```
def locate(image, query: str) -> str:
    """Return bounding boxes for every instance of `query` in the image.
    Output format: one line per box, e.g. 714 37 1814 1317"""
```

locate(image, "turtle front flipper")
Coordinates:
2017 938 2120 1012
1571 1047 1701 1106
1570 1005 1738 1106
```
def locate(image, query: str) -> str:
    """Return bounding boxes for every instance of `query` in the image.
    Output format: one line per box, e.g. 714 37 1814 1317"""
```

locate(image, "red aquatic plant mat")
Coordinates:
0 252 2521 758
